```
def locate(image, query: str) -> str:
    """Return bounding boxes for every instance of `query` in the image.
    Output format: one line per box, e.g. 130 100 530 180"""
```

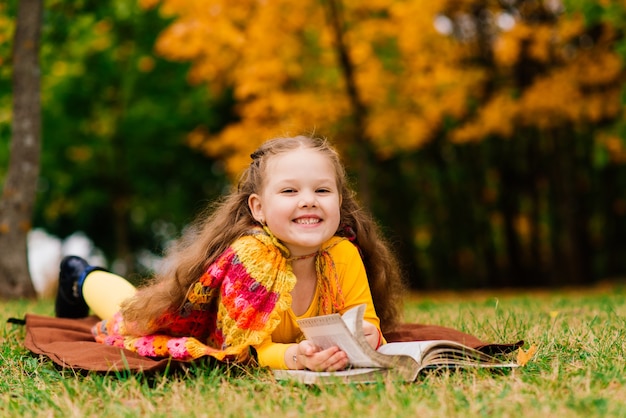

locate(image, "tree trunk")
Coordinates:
0 0 43 298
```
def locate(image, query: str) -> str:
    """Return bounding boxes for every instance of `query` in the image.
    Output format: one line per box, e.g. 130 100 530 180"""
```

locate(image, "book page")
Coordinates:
380 340 518 369
338 305 361 335
376 340 435 363
297 311 383 368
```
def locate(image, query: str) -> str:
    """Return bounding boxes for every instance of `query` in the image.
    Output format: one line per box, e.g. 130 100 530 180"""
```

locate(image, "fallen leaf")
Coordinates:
516 344 538 366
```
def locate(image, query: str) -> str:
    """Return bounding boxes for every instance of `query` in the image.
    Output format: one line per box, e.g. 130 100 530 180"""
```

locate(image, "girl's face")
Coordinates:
248 148 342 257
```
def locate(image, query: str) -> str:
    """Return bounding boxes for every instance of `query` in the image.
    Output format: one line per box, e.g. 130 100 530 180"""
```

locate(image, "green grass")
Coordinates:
2 285 626 417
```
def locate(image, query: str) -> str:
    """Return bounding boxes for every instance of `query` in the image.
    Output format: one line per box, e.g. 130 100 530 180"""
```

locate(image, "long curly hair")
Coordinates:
121 135 405 334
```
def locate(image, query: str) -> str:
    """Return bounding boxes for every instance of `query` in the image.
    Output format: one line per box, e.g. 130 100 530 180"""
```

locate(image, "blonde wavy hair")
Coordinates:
121 135 405 334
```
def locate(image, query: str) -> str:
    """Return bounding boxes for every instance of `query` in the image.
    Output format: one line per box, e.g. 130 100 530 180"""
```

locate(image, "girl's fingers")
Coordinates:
325 357 348 372
318 348 348 372
302 346 350 371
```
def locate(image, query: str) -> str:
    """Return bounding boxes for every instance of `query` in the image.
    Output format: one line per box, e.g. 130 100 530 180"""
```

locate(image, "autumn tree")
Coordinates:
138 0 626 288
434 0 625 286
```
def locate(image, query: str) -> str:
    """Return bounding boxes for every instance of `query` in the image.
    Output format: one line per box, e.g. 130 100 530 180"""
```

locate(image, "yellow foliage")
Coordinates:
367 109 433 158
514 214 531 243
51 61 69 77
528 25 553 63
519 71 582 129
452 93 517 143
94 19 112 35
138 0 161 9
144 0 626 176
584 90 622 123
414 227 432 249
576 51 622 87
494 22 556 67
149 0 471 172
137 56 155 73
494 34 521 67
597 133 626 164
557 13 585 41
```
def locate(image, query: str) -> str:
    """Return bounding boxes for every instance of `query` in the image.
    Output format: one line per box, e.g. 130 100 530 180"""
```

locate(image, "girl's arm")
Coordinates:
254 339 292 369
254 335 349 370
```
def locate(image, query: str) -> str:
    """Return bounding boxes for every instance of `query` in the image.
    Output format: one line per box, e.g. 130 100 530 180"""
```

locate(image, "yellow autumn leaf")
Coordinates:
142 0 626 174
516 344 538 366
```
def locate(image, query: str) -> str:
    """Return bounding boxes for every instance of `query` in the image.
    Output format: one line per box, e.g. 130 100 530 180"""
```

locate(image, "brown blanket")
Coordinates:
21 314 523 373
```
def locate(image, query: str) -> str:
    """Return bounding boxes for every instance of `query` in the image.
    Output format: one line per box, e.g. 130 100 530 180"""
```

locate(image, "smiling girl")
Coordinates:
56 135 405 371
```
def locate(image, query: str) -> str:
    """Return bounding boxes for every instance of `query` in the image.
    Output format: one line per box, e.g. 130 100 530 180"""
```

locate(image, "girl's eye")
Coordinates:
316 188 331 193
281 189 296 194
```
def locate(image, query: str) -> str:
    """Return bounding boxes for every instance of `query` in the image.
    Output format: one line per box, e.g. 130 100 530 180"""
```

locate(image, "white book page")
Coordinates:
376 340 442 364
298 313 382 368
339 305 361 335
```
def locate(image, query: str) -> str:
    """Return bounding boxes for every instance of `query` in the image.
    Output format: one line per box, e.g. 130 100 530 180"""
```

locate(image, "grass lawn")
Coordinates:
2 284 626 417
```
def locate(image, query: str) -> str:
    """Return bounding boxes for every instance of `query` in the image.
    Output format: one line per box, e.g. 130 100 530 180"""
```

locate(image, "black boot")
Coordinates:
54 256 94 318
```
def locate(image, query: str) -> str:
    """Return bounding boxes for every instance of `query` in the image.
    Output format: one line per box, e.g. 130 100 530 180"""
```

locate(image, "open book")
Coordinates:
273 304 518 384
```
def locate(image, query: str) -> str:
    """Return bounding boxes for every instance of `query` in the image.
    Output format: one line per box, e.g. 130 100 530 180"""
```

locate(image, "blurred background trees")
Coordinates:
2 0 626 294
1 0 231 286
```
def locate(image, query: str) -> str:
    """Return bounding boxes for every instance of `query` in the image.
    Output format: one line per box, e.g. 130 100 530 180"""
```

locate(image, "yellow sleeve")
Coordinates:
254 239 383 369
254 338 291 369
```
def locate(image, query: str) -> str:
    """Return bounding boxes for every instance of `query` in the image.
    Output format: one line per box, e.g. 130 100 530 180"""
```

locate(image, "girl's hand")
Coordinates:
295 340 349 372
362 320 382 350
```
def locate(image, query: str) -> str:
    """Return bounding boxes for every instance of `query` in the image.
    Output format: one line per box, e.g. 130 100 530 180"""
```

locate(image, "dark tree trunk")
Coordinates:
0 0 43 298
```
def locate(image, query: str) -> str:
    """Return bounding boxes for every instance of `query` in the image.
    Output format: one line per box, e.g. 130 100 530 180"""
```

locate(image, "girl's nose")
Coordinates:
298 193 317 208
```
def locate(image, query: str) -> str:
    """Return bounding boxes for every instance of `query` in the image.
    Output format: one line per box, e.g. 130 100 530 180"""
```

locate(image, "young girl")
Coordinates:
56 135 405 371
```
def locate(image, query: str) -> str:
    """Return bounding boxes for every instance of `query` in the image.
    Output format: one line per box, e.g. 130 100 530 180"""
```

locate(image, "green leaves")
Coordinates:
14 1 230 272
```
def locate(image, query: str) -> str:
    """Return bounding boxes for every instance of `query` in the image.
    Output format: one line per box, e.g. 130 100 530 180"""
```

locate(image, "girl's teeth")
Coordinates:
296 218 319 224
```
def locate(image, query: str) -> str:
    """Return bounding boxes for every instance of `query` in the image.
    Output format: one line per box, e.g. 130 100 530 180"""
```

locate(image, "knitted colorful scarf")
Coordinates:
92 227 345 363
